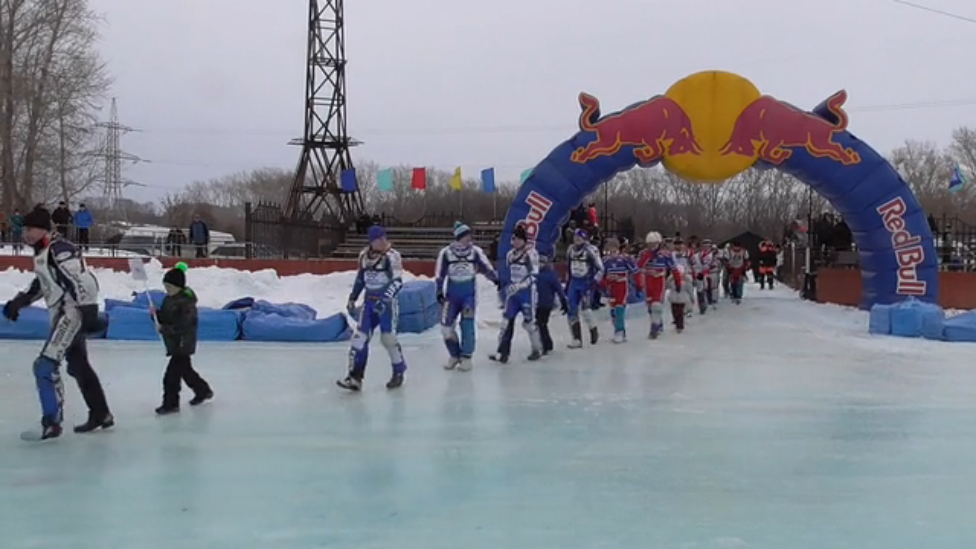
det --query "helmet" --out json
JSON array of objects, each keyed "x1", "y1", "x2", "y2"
[
  {"x1": 701, "y1": 238, "x2": 712, "y2": 246},
  {"x1": 574, "y1": 228, "x2": 589, "y2": 240},
  {"x1": 645, "y1": 231, "x2": 662, "y2": 245},
  {"x1": 512, "y1": 223, "x2": 528, "y2": 241}
]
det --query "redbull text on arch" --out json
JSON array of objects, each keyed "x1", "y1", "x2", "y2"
[
  {"x1": 521, "y1": 190, "x2": 553, "y2": 241},
  {"x1": 876, "y1": 196, "x2": 926, "y2": 296}
]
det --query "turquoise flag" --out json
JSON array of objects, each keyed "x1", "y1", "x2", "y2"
[
  {"x1": 377, "y1": 168, "x2": 394, "y2": 192},
  {"x1": 520, "y1": 168, "x2": 533, "y2": 183},
  {"x1": 949, "y1": 165, "x2": 966, "y2": 193}
]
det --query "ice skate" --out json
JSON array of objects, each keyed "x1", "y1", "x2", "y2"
[
  {"x1": 74, "y1": 412, "x2": 114, "y2": 434},
  {"x1": 567, "y1": 339, "x2": 583, "y2": 349},
  {"x1": 589, "y1": 326, "x2": 599, "y2": 345},
  {"x1": 649, "y1": 322, "x2": 663, "y2": 339},
  {"x1": 189, "y1": 390, "x2": 214, "y2": 406},
  {"x1": 458, "y1": 357, "x2": 473, "y2": 372},
  {"x1": 20, "y1": 418, "x2": 62, "y2": 442},
  {"x1": 386, "y1": 372, "x2": 404, "y2": 390},
  {"x1": 155, "y1": 405, "x2": 179, "y2": 415},
  {"x1": 444, "y1": 356, "x2": 461, "y2": 370},
  {"x1": 488, "y1": 353, "x2": 509, "y2": 364},
  {"x1": 336, "y1": 375, "x2": 362, "y2": 391},
  {"x1": 527, "y1": 350, "x2": 542, "y2": 361},
  {"x1": 612, "y1": 331, "x2": 626, "y2": 344}
]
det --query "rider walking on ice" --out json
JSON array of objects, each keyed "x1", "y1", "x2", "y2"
[
  {"x1": 3, "y1": 207, "x2": 114, "y2": 441},
  {"x1": 435, "y1": 221, "x2": 499, "y2": 372},
  {"x1": 338, "y1": 225, "x2": 408, "y2": 391}
]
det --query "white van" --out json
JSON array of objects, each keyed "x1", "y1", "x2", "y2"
[{"x1": 116, "y1": 225, "x2": 236, "y2": 257}]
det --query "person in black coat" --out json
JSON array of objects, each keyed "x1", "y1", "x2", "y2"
[{"x1": 154, "y1": 263, "x2": 213, "y2": 414}]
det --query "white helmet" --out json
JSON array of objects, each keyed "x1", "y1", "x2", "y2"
[{"x1": 645, "y1": 231, "x2": 662, "y2": 245}]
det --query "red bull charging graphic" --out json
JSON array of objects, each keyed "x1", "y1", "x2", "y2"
[
  {"x1": 719, "y1": 90, "x2": 861, "y2": 165},
  {"x1": 498, "y1": 70, "x2": 937, "y2": 308}
]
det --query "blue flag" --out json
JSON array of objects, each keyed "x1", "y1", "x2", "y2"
[
  {"x1": 481, "y1": 168, "x2": 495, "y2": 193},
  {"x1": 340, "y1": 168, "x2": 357, "y2": 192},
  {"x1": 949, "y1": 165, "x2": 966, "y2": 193}
]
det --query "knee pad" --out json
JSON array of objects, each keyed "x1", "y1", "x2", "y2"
[
  {"x1": 522, "y1": 319, "x2": 537, "y2": 332},
  {"x1": 440, "y1": 325, "x2": 457, "y2": 340},
  {"x1": 650, "y1": 302, "x2": 664, "y2": 314},
  {"x1": 350, "y1": 330, "x2": 369, "y2": 351},
  {"x1": 461, "y1": 306, "x2": 474, "y2": 319},
  {"x1": 380, "y1": 332, "x2": 399, "y2": 350},
  {"x1": 33, "y1": 356, "x2": 58, "y2": 379}
]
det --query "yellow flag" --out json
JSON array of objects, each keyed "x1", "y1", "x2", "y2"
[{"x1": 450, "y1": 167, "x2": 463, "y2": 190}]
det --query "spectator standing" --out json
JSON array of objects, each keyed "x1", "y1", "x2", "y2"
[
  {"x1": 74, "y1": 203, "x2": 93, "y2": 251},
  {"x1": 52, "y1": 201, "x2": 73, "y2": 239},
  {"x1": 188, "y1": 215, "x2": 210, "y2": 258},
  {"x1": 588, "y1": 202, "x2": 599, "y2": 231},
  {"x1": 166, "y1": 228, "x2": 187, "y2": 257},
  {"x1": 9, "y1": 208, "x2": 22, "y2": 253}
]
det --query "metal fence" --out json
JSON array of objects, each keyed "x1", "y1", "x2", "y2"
[{"x1": 244, "y1": 202, "x2": 345, "y2": 259}]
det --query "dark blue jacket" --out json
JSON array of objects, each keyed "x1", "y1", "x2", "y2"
[{"x1": 536, "y1": 266, "x2": 567, "y2": 310}]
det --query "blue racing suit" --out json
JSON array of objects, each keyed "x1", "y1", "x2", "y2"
[
  {"x1": 565, "y1": 242, "x2": 604, "y2": 330},
  {"x1": 496, "y1": 245, "x2": 542, "y2": 357},
  {"x1": 346, "y1": 246, "x2": 407, "y2": 379},
  {"x1": 435, "y1": 242, "x2": 498, "y2": 359}
]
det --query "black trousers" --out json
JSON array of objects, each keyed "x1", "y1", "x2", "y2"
[
  {"x1": 536, "y1": 307, "x2": 553, "y2": 352},
  {"x1": 162, "y1": 355, "x2": 211, "y2": 406},
  {"x1": 77, "y1": 228, "x2": 89, "y2": 249},
  {"x1": 195, "y1": 245, "x2": 207, "y2": 258},
  {"x1": 66, "y1": 336, "x2": 111, "y2": 419}
]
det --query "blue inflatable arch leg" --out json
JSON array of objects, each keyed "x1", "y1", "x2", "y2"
[{"x1": 498, "y1": 99, "x2": 938, "y2": 310}]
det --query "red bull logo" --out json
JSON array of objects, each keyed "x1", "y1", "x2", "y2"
[
  {"x1": 519, "y1": 190, "x2": 553, "y2": 241},
  {"x1": 877, "y1": 196, "x2": 926, "y2": 296},
  {"x1": 570, "y1": 93, "x2": 702, "y2": 165},
  {"x1": 720, "y1": 90, "x2": 861, "y2": 165}
]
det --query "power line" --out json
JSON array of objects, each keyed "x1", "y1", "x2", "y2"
[
  {"x1": 134, "y1": 95, "x2": 976, "y2": 139},
  {"x1": 891, "y1": 0, "x2": 976, "y2": 24}
]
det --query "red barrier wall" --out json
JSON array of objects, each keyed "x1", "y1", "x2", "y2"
[
  {"x1": 817, "y1": 268, "x2": 976, "y2": 310},
  {"x1": 0, "y1": 257, "x2": 439, "y2": 278}
]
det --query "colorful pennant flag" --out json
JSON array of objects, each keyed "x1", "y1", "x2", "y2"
[
  {"x1": 949, "y1": 165, "x2": 967, "y2": 192},
  {"x1": 481, "y1": 168, "x2": 495, "y2": 193},
  {"x1": 377, "y1": 168, "x2": 394, "y2": 192},
  {"x1": 340, "y1": 168, "x2": 357, "y2": 192},
  {"x1": 520, "y1": 168, "x2": 533, "y2": 184},
  {"x1": 450, "y1": 167, "x2": 463, "y2": 190},
  {"x1": 412, "y1": 167, "x2": 427, "y2": 190}
]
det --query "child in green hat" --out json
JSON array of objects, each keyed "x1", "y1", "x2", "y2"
[{"x1": 155, "y1": 262, "x2": 213, "y2": 414}]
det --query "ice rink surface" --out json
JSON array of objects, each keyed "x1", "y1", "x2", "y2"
[{"x1": 2, "y1": 287, "x2": 976, "y2": 548}]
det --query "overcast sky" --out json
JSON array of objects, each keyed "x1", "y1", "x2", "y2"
[{"x1": 87, "y1": 0, "x2": 976, "y2": 203}]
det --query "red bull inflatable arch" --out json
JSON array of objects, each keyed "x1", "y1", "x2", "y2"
[{"x1": 498, "y1": 70, "x2": 937, "y2": 309}]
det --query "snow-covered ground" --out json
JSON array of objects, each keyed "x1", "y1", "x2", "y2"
[{"x1": 1, "y1": 268, "x2": 975, "y2": 549}]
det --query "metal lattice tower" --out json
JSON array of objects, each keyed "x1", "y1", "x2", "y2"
[
  {"x1": 94, "y1": 98, "x2": 143, "y2": 218},
  {"x1": 285, "y1": 0, "x2": 364, "y2": 224}
]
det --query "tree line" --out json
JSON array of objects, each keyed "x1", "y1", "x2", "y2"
[{"x1": 150, "y1": 127, "x2": 976, "y2": 242}]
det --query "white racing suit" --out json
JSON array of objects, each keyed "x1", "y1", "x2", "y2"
[{"x1": 6, "y1": 237, "x2": 111, "y2": 430}]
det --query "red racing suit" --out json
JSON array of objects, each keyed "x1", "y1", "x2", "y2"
[{"x1": 636, "y1": 247, "x2": 678, "y2": 304}]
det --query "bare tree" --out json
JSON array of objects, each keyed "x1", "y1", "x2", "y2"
[{"x1": 0, "y1": 0, "x2": 108, "y2": 210}]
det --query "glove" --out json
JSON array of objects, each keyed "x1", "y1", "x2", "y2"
[
  {"x1": 374, "y1": 299, "x2": 387, "y2": 315},
  {"x1": 3, "y1": 293, "x2": 31, "y2": 322},
  {"x1": 437, "y1": 291, "x2": 445, "y2": 305},
  {"x1": 78, "y1": 304, "x2": 106, "y2": 334},
  {"x1": 560, "y1": 301, "x2": 568, "y2": 315},
  {"x1": 493, "y1": 279, "x2": 502, "y2": 290},
  {"x1": 346, "y1": 299, "x2": 358, "y2": 317}
]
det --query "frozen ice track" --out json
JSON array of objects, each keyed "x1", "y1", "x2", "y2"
[{"x1": 2, "y1": 287, "x2": 976, "y2": 548}]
